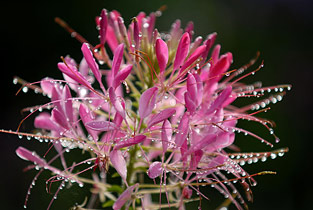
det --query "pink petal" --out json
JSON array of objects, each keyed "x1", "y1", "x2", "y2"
[
  {"x1": 40, "y1": 77, "x2": 54, "y2": 98},
  {"x1": 81, "y1": 43, "x2": 103, "y2": 88},
  {"x1": 110, "y1": 149, "x2": 127, "y2": 181},
  {"x1": 161, "y1": 120, "x2": 172, "y2": 153},
  {"x1": 187, "y1": 134, "x2": 216, "y2": 155},
  {"x1": 147, "y1": 108, "x2": 176, "y2": 128},
  {"x1": 139, "y1": 87, "x2": 158, "y2": 119},
  {"x1": 51, "y1": 108, "x2": 68, "y2": 129},
  {"x1": 34, "y1": 112, "x2": 60, "y2": 132},
  {"x1": 207, "y1": 86, "x2": 233, "y2": 114},
  {"x1": 184, "y1": 92, "x2": 196, "y2": 113},
  {"x1": 187, "y1": 73, "x2": 197, "y2": 101},
  {"x1": 63, "y1": 85, "x2": 73, "y2": 123},
  {"x1": 201, "y1": 32, "x2": 217, "y2": 64},
  {"x1": 85, "y1": 120, "x2": 117, "y2": 131},
  {"x1": 133, "y1": 18, "x2": 140, "y2": 49},
  {"x1": 112, "y1": 64, "x2": 132, "y2": 89},
  {"x1": 16, "y1": 147, "x2": 46, "y2": 165},
  {"x1": 173, "y1": 32, "x2": 190, "y2": 71},
  {"x1": 113, "y1": 183, "x2": 139, "y2": 210},
  {"x1": 109, "y1": 87, "x2": 126, "y2": 119},
  {"x1": 148, "y1": 161, "x2": 163, "y2": 179},
  {"x1": 175, "y1": 113, "x2": 189, "y2": 147},
  {"x1": 155, "y1": 38, "x2": 168, "y2": 74},
  {"x1": 209, "y1": 52, "x2": 232, "y2": 83},
  {"x1": 211, "y1": 44, "x2": 221, "y2": 66},
  {"x1": 179, "y1": 45, "x2": 207, "y2": 74},
  {"x1": 114, "y1": 135, "x2": 146, "y2": 150},
  {"x1": 194, "y1": 73, "x2": 203, "y2": 106},
  {"x1": 79, "y1": 104, "x2": 98, "y2": 141},
  {"x1": 57, "y1": 62, "x2": 91, "y2": 88},
  {"x1": 147, "y1": 12, "x2": 156, "y2": 40},
  {"x1": 106, "y1": 25, "x2": 119, "y2": 52},
  {"x1": 206, "y1": 133, "x2": 235, "y2": 152},
  {"x1": 16, "y1": 147, "x2": 75, "y2": 183},
  {"x1": 111, "y1": 44, "x2": 125, "y2": 78},
  {"x1": 99, "y1": 9, "x2": 108, "y2": 44},
  {"x1": 184, "y1": 21, "x2": 194, "y2": 39}
]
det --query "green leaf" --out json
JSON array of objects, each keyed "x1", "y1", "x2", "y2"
[
  {"x1": 102, "y1": 200, "x2": 115, "y2": 208},
  {"x1": 107, "y1": 185, "x2": 123, "y2": 193}
]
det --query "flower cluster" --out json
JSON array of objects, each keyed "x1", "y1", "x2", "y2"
[{"x1": 10, "y1": 8, "x2": 291, "y2": 210}]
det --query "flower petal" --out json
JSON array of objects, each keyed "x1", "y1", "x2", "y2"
[
  {"x1": 173, "y1": 32, "x2": 190, "y2": 71},
  {"x1": 111, "y1": 44, "x2": 125, "y2": 78},
  {"x1": 114, "y1": 135, "x2": 146, "y2": 150},
  {"x1": 81, "y1": 43, "x2": 103, "y2": 89},
  {"x1": 113, "y1": 183, "x2": 138, "y2": 210},
  {"x1": 147, "y1": 108, "x2": 176, "y2": 128},
  {"x1": 207, "y1": 86, "x2": 233, "y2": 114},
  {"x1": 79, "y1": 104, "x2": 98, "y2": 141},
  {"x1": 112, "y1": 64, "x2": 132, "y2": 89},
  {"x1": 148, "y1": 161, "x2": 163, "y2": 179},
  {"x1": 99, "y1": 9, "x2": 108, "y2": 45},
  {"x1": 110, "y1": 149, "x2": 127, "y2": 181},
  {"x1": 155, "y1": 38, "x2": 168, "y2": 74},
  {"x1": 161, "y1": 120, "x2": 172, "y2": 153},
  {"x1": 85, "y1": 120, "x2": 117, "y2": 131},
  {"x1": 175, "y1": 113, "x2": 189, "y2": 147},
  {"x1": 139, "y1": 87, "x2": 158, "y2": 119},
  {"x1": 179, "y1": 45, "x2": 207, "y2": 74}
]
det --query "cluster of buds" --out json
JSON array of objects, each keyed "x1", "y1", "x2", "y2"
[{"x1": 8, "y1": 7, "x2": 291, "y2": 210}]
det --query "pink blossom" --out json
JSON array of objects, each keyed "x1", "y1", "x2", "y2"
[{"x1": 7, "y1": 7, "x2": 292, "y2": 210}]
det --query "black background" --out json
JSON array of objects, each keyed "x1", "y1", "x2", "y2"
[{"x1": 1, "y1": 0, "x2": 313, "y2": 209}]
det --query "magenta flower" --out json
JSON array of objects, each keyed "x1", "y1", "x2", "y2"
[{"x1": 6, "y1": 7, "x2": 292, "y2": 210}]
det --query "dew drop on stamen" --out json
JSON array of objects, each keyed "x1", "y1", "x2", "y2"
[
  {"x1": 71, "y1": 32, "x2": 77, "y2": 38},
  {"x1": 270, "y1": 153, "x2": 277, "y2": 159},
  {"x1": 27, "y1": 136, "x2": 31, "y2": 140},
  {"x1": 261, "y1": 156, "x2": 267, "y2": 162},
  {"x1": 18, "y1": 134, "x2": 23, "y2": 139},
  {"x1": 22, "y1": 86, "x2": 28, "y2": 93},
  {"x1": 13, "y1": 78, "x2": 18, "y2": 85},
  {"x1": 23, "y1": 205, "x2": 27, "y2": 209}
]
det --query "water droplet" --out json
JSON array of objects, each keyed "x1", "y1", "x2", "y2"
[
  {"x1": 275, "y1": 137, "x2": 280, "y2": 143},
  {"x1": 13, "y1": 78, "x2": 18, "y2": 84},
  {"x1": 71, "y1": 32, "x2": 77, "y2": 38},
  {"x1": 27, "y1": 136, "x2": 31, "y2": 140},
  {"x1": 278, "y1": 152, "x2": 284, "y2": 157},
  {"x1": 143, "y1": 23, "x2": 149, "y2": 28},
  {"x1": 269, "y1": 128, "x2": 274, "y2": 135},
  {"x1": 23, "y1": 205, "x2": 27, "y2": 209},
  {"x1": 18, "y1": 134, "x2": 23, "y2": 139},
  {"x1": 22, "y1": 86, "x2": 28, "y2": 93},
  {"x1": 270, "y1": 153, "x2": 277, "y2": 159},
  {"x1": 261, "y1": 156, "x2": 267, "y2": 162}
]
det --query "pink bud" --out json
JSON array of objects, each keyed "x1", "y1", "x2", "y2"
[
  {"x1": 173, "y1": 32, "x2": 190, "y2": 71},
  {"x1": 99, "y1": 9, "x2": 108, "y2": 44},
  {"x1": 155, "y1": 38, "x2": 168, "y2": 74}
]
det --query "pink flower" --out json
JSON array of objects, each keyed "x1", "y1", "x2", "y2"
[{"x1": 7, "y1": 7, "x2": 292, "y2": 210}]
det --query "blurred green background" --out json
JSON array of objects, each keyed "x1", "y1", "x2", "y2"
[{"x1": 1, "y1": 0, "x2": 312, "y2": 209}]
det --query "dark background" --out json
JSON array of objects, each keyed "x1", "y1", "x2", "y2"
[{"x1": 1, "y1": 0, "x2": 312, "y2": 209}]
